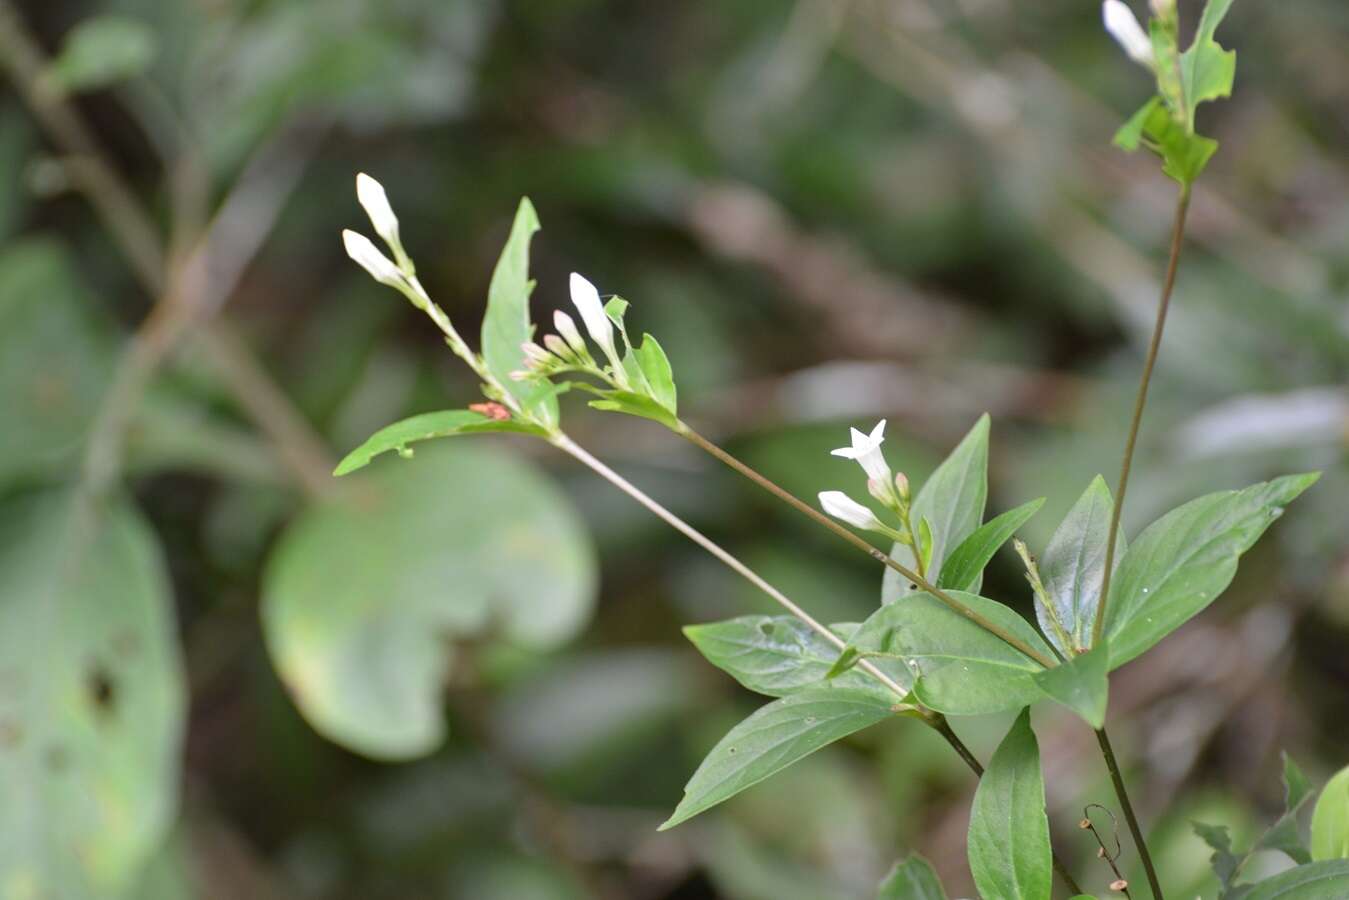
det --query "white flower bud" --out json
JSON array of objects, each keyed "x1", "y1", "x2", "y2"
[
  {"x1": 818, "y1": 491, "x2": 884, "y2": 532},
  {"x1": 355, "y1": 173, "x2": 403, "y2": 257},
  {"x1": 521, "y1": 341, "x2": 554, "y2": 367},
  {"x1": 342, "y1": 230, "x2": 405, "y2": 289},
  {"x1": 1103, "y1": 1, "x2": 1155, "y2": 68},
  {"x1": 569, "y1": 272, "x2": 622, "y2": 371},
  {"x1": 553, "y1": 310, "x2": 588, "y2": 356},
  {"x1": 544, "y1": 334, "x2": 573, "y2": 361}
]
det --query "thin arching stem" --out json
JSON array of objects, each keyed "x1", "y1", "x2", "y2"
[
  {"x1": 550, "y1": 432, "x2": 914, "y2": 702},
  {"x1": 1092, "y1": 185, "x2": 1192, "y2": 646},
  {"x1": 678, "y1": 424, "x2": 1056, "y2": 669}
]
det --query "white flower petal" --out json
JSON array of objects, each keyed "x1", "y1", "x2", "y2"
[
  {"x1": 570, "y1": 272, "x2": 621, "y2": 367},
  {"x1": 831, "y1": 420, "x2": 892, "y2": 484},
  {"x1": 343, "y1": 230, "x2": 405, "y2": 288},
  {"x1": 355, "y1": 173, "x2": 401, "y2": 251},
  {"x1": 1102, "y1": 0, "x2": 1155, "y2": 67},
  {"x1": 818, "y1": 491, "x2": 882, "y2": 531}
]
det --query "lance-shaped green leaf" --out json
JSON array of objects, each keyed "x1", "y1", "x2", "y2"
[
  {"x1": 479, "y1": 198, "x2": 559, "y2": 428},
  {"x1": 634, "y1": 333, "x2": 677, "y2": 413},
  {"x1": 967, "y1": 710, "x2": 1052, "y2": 900},
  {"x1": 585, "y1": 388, "x2": 681, "y2": 431},
  {"x1": 1243, "y1": 860, "x2": 1349, "y2": 900},
  {"x1": 659, "y1": 688, "x2": 894, "y2": 830},
  {"x1": 334, "y1": 409, "x2": 551, "y2": 475},
  {"x1": 1311, "y1": 764, "x2": 1349, "y2": 861},
  {"x1": 1104, "y1": 473, "x2": 1318, "y2": 667},
  {"x1": 878, "y1": 855, "x2": 948, "y2": 900},
  {"x1": 938, "y1": 497, "x2": 1044, "y2": 593},
  {"x1": 683, "y1": 616, "x2": 893, "y2": 701},
  {"x1": 0, "y1": 489, "x2": 185, "y2": 897},
  {"x1": 842, "y1": 591, "x2": 1051, "y2": 716},
  {"x1": 883, "y1": 415, "x2": 989, "y2": 601},
  {"x1": 1035, "y1": 476, "x2": 1124, "y2": 656},
  {"x1": 1180, "y1": 0, "x2": 1237, "y2": 126},
  {"x1": 1032, "y1": 642, "x2": 1109, "y2": 729}
]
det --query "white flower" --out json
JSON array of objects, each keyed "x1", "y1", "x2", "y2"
[
  {"x1": 831, "y1": 420, "x2": 892, "y2": 485},
  {"x1": 819, "y1": 491, "x2": 884, "y2": 532},
  {"x1": 1102, "y1": 1, "x2": 1155, "y2": 68},
  {"x1": 569, "y1": 272, "x2": 623, "y2": 373},
  {"x1": 355, "y1": 173, "x2": 403, "y2": 256},
  {"x1": 343, "y1": 229, "x2": 405, "y2": 289},
  {"x1": 553, "y1": 310, "x2": 588, "y2": 356}
]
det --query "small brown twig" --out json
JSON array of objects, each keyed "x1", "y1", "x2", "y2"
[{"x1": 1081, "y1": 804, "x2": 1134, "y2": 898}]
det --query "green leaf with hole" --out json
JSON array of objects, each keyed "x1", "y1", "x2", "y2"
[
  {"x1": 0, "y1": 489, "x2": 185, "y2": 897},
  {"x1": 334, "y1": 409, "x2": 549, "y2": 476},
  {"x1": 683, "y1": 616, "x2": 889, "y2": 701},
  {"x1": 1311, "y1": 765, "x2": 1349, "y2": 861},
  {"x1": 938, "y1": 497, "x2": 1044, "y2": 593},
  {"x1": 878, "y1": 855, "x2": 948, "y2": 900},
  {"x1": 884, "y1": 415, "x2": 988, "y2": 600},
  {"x1": 659, "y1": 688, "x2": 894, "y2": 830},
  {"x1": 968, "y1": 710, "x2": 1052, "y2": 900},
  {"x1": 1243, "y1": 860, "x2": 1349, "y2": 899},
  {"x1": 843, "y1": 591, "x2": 1051, "y2": 716},
  {"x1": 264, "y1": 444, "x2": 596, "y2": 760},
  {"x1": 47, "y1": 16, "x2": 156, "y2": 93},
  {"x1": 1035, "y1": 476, "x2": 1123, "y2": 656},
  {"x1": 1032, "y1": 642, "x2": 1109, "y2": 728},
  {"x1": 1105, "y1": 473, "x2": 1318, "y2": 668},
  {"x1": 479, "y1": 198, "x2": 559, "y2": 428}
]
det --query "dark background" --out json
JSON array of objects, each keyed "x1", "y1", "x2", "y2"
[{"x1": 2, "y1": 0, "x2": 1347, "y2": 897}]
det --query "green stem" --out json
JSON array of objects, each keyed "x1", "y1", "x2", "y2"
[
  {"x1": 1096, "y1": 727, "x2": 1164, "y2": 900},
  {"x1": 677, "y1": 423, "x2": 1057, "y2": 669},
  {"x1": 1092, "y1": 184, "x2": 1192, "y2": 647}
]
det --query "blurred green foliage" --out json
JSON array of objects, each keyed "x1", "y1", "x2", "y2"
[{"x1": 0, "y1": 0, "x2": 1346, "y2": 897}]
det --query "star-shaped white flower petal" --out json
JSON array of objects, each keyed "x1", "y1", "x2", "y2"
[{"x1": 830, "y1": 419, "x2": 892, "y2": 485}]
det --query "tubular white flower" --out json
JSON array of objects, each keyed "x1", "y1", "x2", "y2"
[
  {"x1": 830, "y1": 420, "x2": 892, "y2": 485},
  {"x1": 569, "y1": 272, "x2": 622, "y2": 370},
  {"x1": 553, "y1": 310, "x2": 588, "y2": 356},
  {"x1": 355, "y1": 173, "x2": 403, "y2": 256},
  {"x1": 818, "y1": 491, "x2": 884, "y2": 532},
  {"x1": 343, "y1": 230, "x2": 406, "y2": 289},
  {"x1": 1103, "y1": 0, "x2": 1155, "y2": 68}
]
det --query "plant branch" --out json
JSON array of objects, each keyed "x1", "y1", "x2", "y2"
[
  {"x1": 550, "y1": 432, "x2": 914, "y2": 703},
  {"x1": 677, "y1": 423, "x2": 1057, "y2": 669},
  {"x1": 1092, "y1": 185, "x2": 1192, "y2": 646},
  {"x1": 1096, "y1": 728, "x2": 1163, "y2": 900}
]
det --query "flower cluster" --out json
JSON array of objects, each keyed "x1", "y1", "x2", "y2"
[
  {"x1": 512, "y1": 273, "x2": 630, "y2": 389},
  {"x1": 816, "y1": 420, "x2": 919, "y2": 551}
]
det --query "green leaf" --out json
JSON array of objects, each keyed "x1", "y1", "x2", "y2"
[
  {"x1": 659, "y1": 688, "x2": 894, "y2": 830},
  {"x1": 334, "y1": 409, "x2": 549, "y2": 476},
  {"x1": 1032, "y1": 642, "x2": 1109, "y2": 728},
  {"x1": 938, "y1": 497, "x2": 1045, "y2": 593},
  {"x1": 883, "y1": 415, "x2": 989, "y2": 601},
  {"x1": 1035, "y1": 476, "x2": 1123, "y2": 656},
  {"x1": 263, "y1": 444, "x2": 596, "y2": 760},
  {"x1": 683, "y1": 616, "x2": 890, "y2": 701},
  {"x1": 1195, "y1": 820, "x2": 1243, "y2": 893},
  {"x1": 0, "y1": 489, "x2": 185, "y2": 897},
  {"x1": 844, "y1": 591, "x2": 1051, "y2": 716},
  {"x1": 1311, "y1": 765, "x2": 1349, "y2": 861},
  {"x1": 0, "y1": 239, "x2": 117, "y2": 489},
  {"x1": 967, "y1": 710, "x2": 1052, "y2": 900},
  {"x1": 1105, "y1": 473, "x2": 1318, "y2": 667},
  {"x1": 1115, "y1": 97, "x2": 1163, "y2": 151},
  {"x1": 586, "y1": 388, "x2": 681, "y2": 431},
  {"x1": 634, "y1": 333, "x2": 677, "y2": 413},
  {"x1": 1257, "y1": 754, "x2": 1314, "y2": 865},
  {"x1": 480, "y1": 198, "x2": 558, "y2": 428},
  {"x1": 1243, "y1": 860, "x2": 1349, "y2": 900},
  {"x1": 878, "y1": 855, "x2": 949, "y2": 900},
  {"x1": 46, "y1": 16, "x2": 157, "y2": 93},
  {"x1": 1113, "y1": 93, "x2": 1220, "y2": 185},
  {"x1": 1180, "y1": 0, "x2": 1238, "y2": 126}
]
